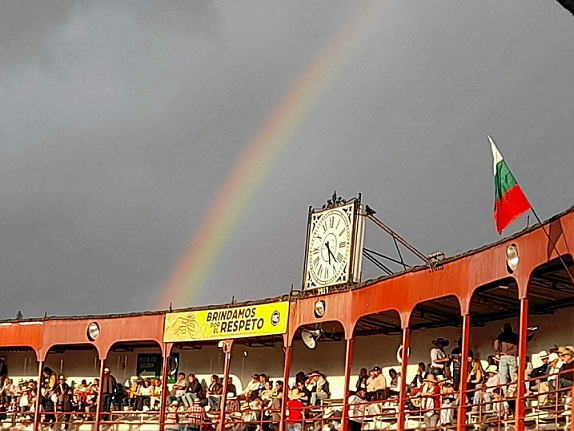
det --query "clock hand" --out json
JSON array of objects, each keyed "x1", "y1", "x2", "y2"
[{"x1": 325, "y1": 242, "x2": 336, "y2": 263}]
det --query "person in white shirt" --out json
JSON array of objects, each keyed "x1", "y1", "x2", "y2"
[
  {"x1": 430, "y1": 338, "x2": 451, "y2": 379},
  {"x1": 243, "y1": 374, "x2": 261, "y2": 397},
  {"x1": 348, "y1": 388, "x2": 367, "y2": 431},
  {"x1": 473, "y1": 365, "x2": 499, "y2": 412}
]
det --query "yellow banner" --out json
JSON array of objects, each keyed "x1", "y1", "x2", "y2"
[{"x1": 163, "y1": 302, "x2": 289, "y2": 342}]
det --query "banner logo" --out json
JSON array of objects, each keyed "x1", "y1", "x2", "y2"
[{"x1": 164, "y1": 302, "x2": 289, "y2": 342}]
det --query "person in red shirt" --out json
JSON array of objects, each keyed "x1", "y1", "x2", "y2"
[
  {"x1": 285, "y1": 389, "x2": 305, "y2": 431},
  {"x1": 421, "y1": 374, "x2": 441, "y2": 429}
]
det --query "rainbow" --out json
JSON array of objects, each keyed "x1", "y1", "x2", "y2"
[{"x1": 156, "y1": 2, "x2": 384, "y2": 309}]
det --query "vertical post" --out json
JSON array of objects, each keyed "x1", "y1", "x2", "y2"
[
  {"x1": 94, "y1": 359, "x2": 105, "y2": 431},
  {"x1": 397, "y1": 327, "x2": 411, "y2": 431},
  {"x1": 515, "y1": 297, "x2": 529, "y2": 431},
  {"x1": 278, "y1": 344, "x2": 292, "y2": 431},
  {"x1": 218, "y1": 340, "x2": 233, "y2": 431},
  {"x1": 340, "y1": 338, "x2": 354, "y2": 431},
  {"x1": 159, "y1": 345, "x2": 171, "y2": 431},
  {"x1": 33, "y1": 360, "x2": 44, "y2": 431},
  {"x1": 457, "y1": 314, "x2": 471, "y2": 431}
]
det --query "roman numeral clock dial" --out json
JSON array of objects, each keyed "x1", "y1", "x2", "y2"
[{"x1": 305, "y1": 204, "x2": 355, "y2": 288}]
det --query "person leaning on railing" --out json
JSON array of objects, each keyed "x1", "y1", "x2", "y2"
[{"x1": 347, "y1": 387, "x2": 367, "y2": 431}]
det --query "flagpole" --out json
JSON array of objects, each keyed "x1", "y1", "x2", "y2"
[
  {"x1": 524, "y1": 205, "x2": 574, "y2": 286},
  {"x1": 488, "y1": 134, "x2": 574, "y2": 285}
]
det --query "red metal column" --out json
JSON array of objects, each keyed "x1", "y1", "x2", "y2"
[
  {"x1": 159, "y1": 345, "x2": 171, "y2": 431},
  {"x1": 94, "y1": 359, "x2": 105, "y2": 431},
  {"x1": 397, "y1": 327, "x2": 410, "y2": 431},
  {"x1": 218, "y1": 340, "x2": 233, "y2": 431},
  {"x1": 457, "y1": 314, "x2": 471, "y2": 431},
  {"x1": 279, "y1": 345, "x2": 292, "y2": 431},
  {"x1": 515, "y1": 297, "x2": 529, "y2": 431},
  {"x1": 340, "y1": 337, "x2": 354, "y2": 431},
  {"x1": 33, "y1": 360, "x2": 44, "y2": 431}
]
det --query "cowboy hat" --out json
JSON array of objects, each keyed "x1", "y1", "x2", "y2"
[
  {"x1": 424, "y1": 374, "x2": 438, "y2": 383},
  {"x1": 485, "y1": 365, "x2": 498, "y2": 373},
  {"x1": 538, "y1": 350, "x2": 550, "y2": 359},
  {"x1": 432, "y1": 338, "x2": 449, "y2": 347}
]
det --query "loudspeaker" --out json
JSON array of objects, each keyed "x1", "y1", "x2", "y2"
[{"x1": 301, "y1": 329, "x2": 322, "y2": 349}]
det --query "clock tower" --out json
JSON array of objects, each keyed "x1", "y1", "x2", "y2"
[{"x1": 303, "y1": 193, "x2": 365, "y2": 290}]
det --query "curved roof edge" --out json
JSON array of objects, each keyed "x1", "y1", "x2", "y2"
[{"x1": 4, "y1": 204, "x2": 573, "y2": 324}]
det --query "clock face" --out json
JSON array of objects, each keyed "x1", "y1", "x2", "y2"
[{"x1": 307, "y1": 207, "x2": 353, "y2": 286}]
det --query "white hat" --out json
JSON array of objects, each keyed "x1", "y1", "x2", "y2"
[
  {"x1": 538, "y1": 350, "x2": 550, "y2": 359},
  {"x1": 485, "y1": 365, "x2": 498, "y2": 373},
  {"x1": 548, "y1": 353, "x2": 559, "y2": 362}
]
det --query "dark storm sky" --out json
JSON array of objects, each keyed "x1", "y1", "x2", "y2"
[{"x1": 1, "y1": 1, "x2": 573, "y2": 319}]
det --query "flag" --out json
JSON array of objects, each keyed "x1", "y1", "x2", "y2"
[{"x1": 488, "y1": 135, "x2": 531, "y2": 234}]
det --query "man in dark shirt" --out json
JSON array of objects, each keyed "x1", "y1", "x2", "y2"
[
  {"x1": 102, "y1": 367, "x2": 117, "y2": 413},
  {"x1": 530, "y1": 350, "x2": 550, "y2": 391}
]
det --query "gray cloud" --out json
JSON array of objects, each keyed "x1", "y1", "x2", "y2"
[{"x1": 1, "y1": 1, "x2": 574, "y2": 318}]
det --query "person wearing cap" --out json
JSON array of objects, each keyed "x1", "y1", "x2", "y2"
[
  {"x1": 101, "y1": 367, "x2": 117, "y2": 413},
  {"x1": 430, "y1": 338, "x2": 451, "y2": 378},
  {"x1": 347, "y1": 387, "x2": 367, "y2": 431},
  {"x1": 366, "y1": 366, "x2": 387, "y2": 401},
  {"x1": 420, "y1": 374, "x2": 440, "y2": 429}
]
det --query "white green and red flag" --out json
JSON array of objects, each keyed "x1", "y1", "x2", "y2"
[{"x1": 488, "y1": 135, "x2": 531, "y2": 235}]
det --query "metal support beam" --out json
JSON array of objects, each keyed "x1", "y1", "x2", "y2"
[
  {"x1": 159, "y1": 347, "x2": 171, "y2": 431},
  {"x1": 457, "y1": 314, "x2": 471, "y2": 431},
  {"x1": 33, "y1": 360, "x2": 43, "y2": 431},
  {"x1": 515, "y1": 298, "x2": 529, "y2": 431},
  {"x1": 341, "y1": 338, "x2": 354, "y2": 431},
  {"x1": 279, "y1": 345, "x2": 292, "y2": 431},
  {"x1": 218, "y1": 340, "x2": 233, "y2": 431},
  {"x1": 94, "y1": 359, "x2": 105, "y2": 431},
  {"x1": 365, "y1": 213, "x2": 430, "y2": 265},
  {"x1": 397, "y1": 328, "x2": 410, "y2": 431}
]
